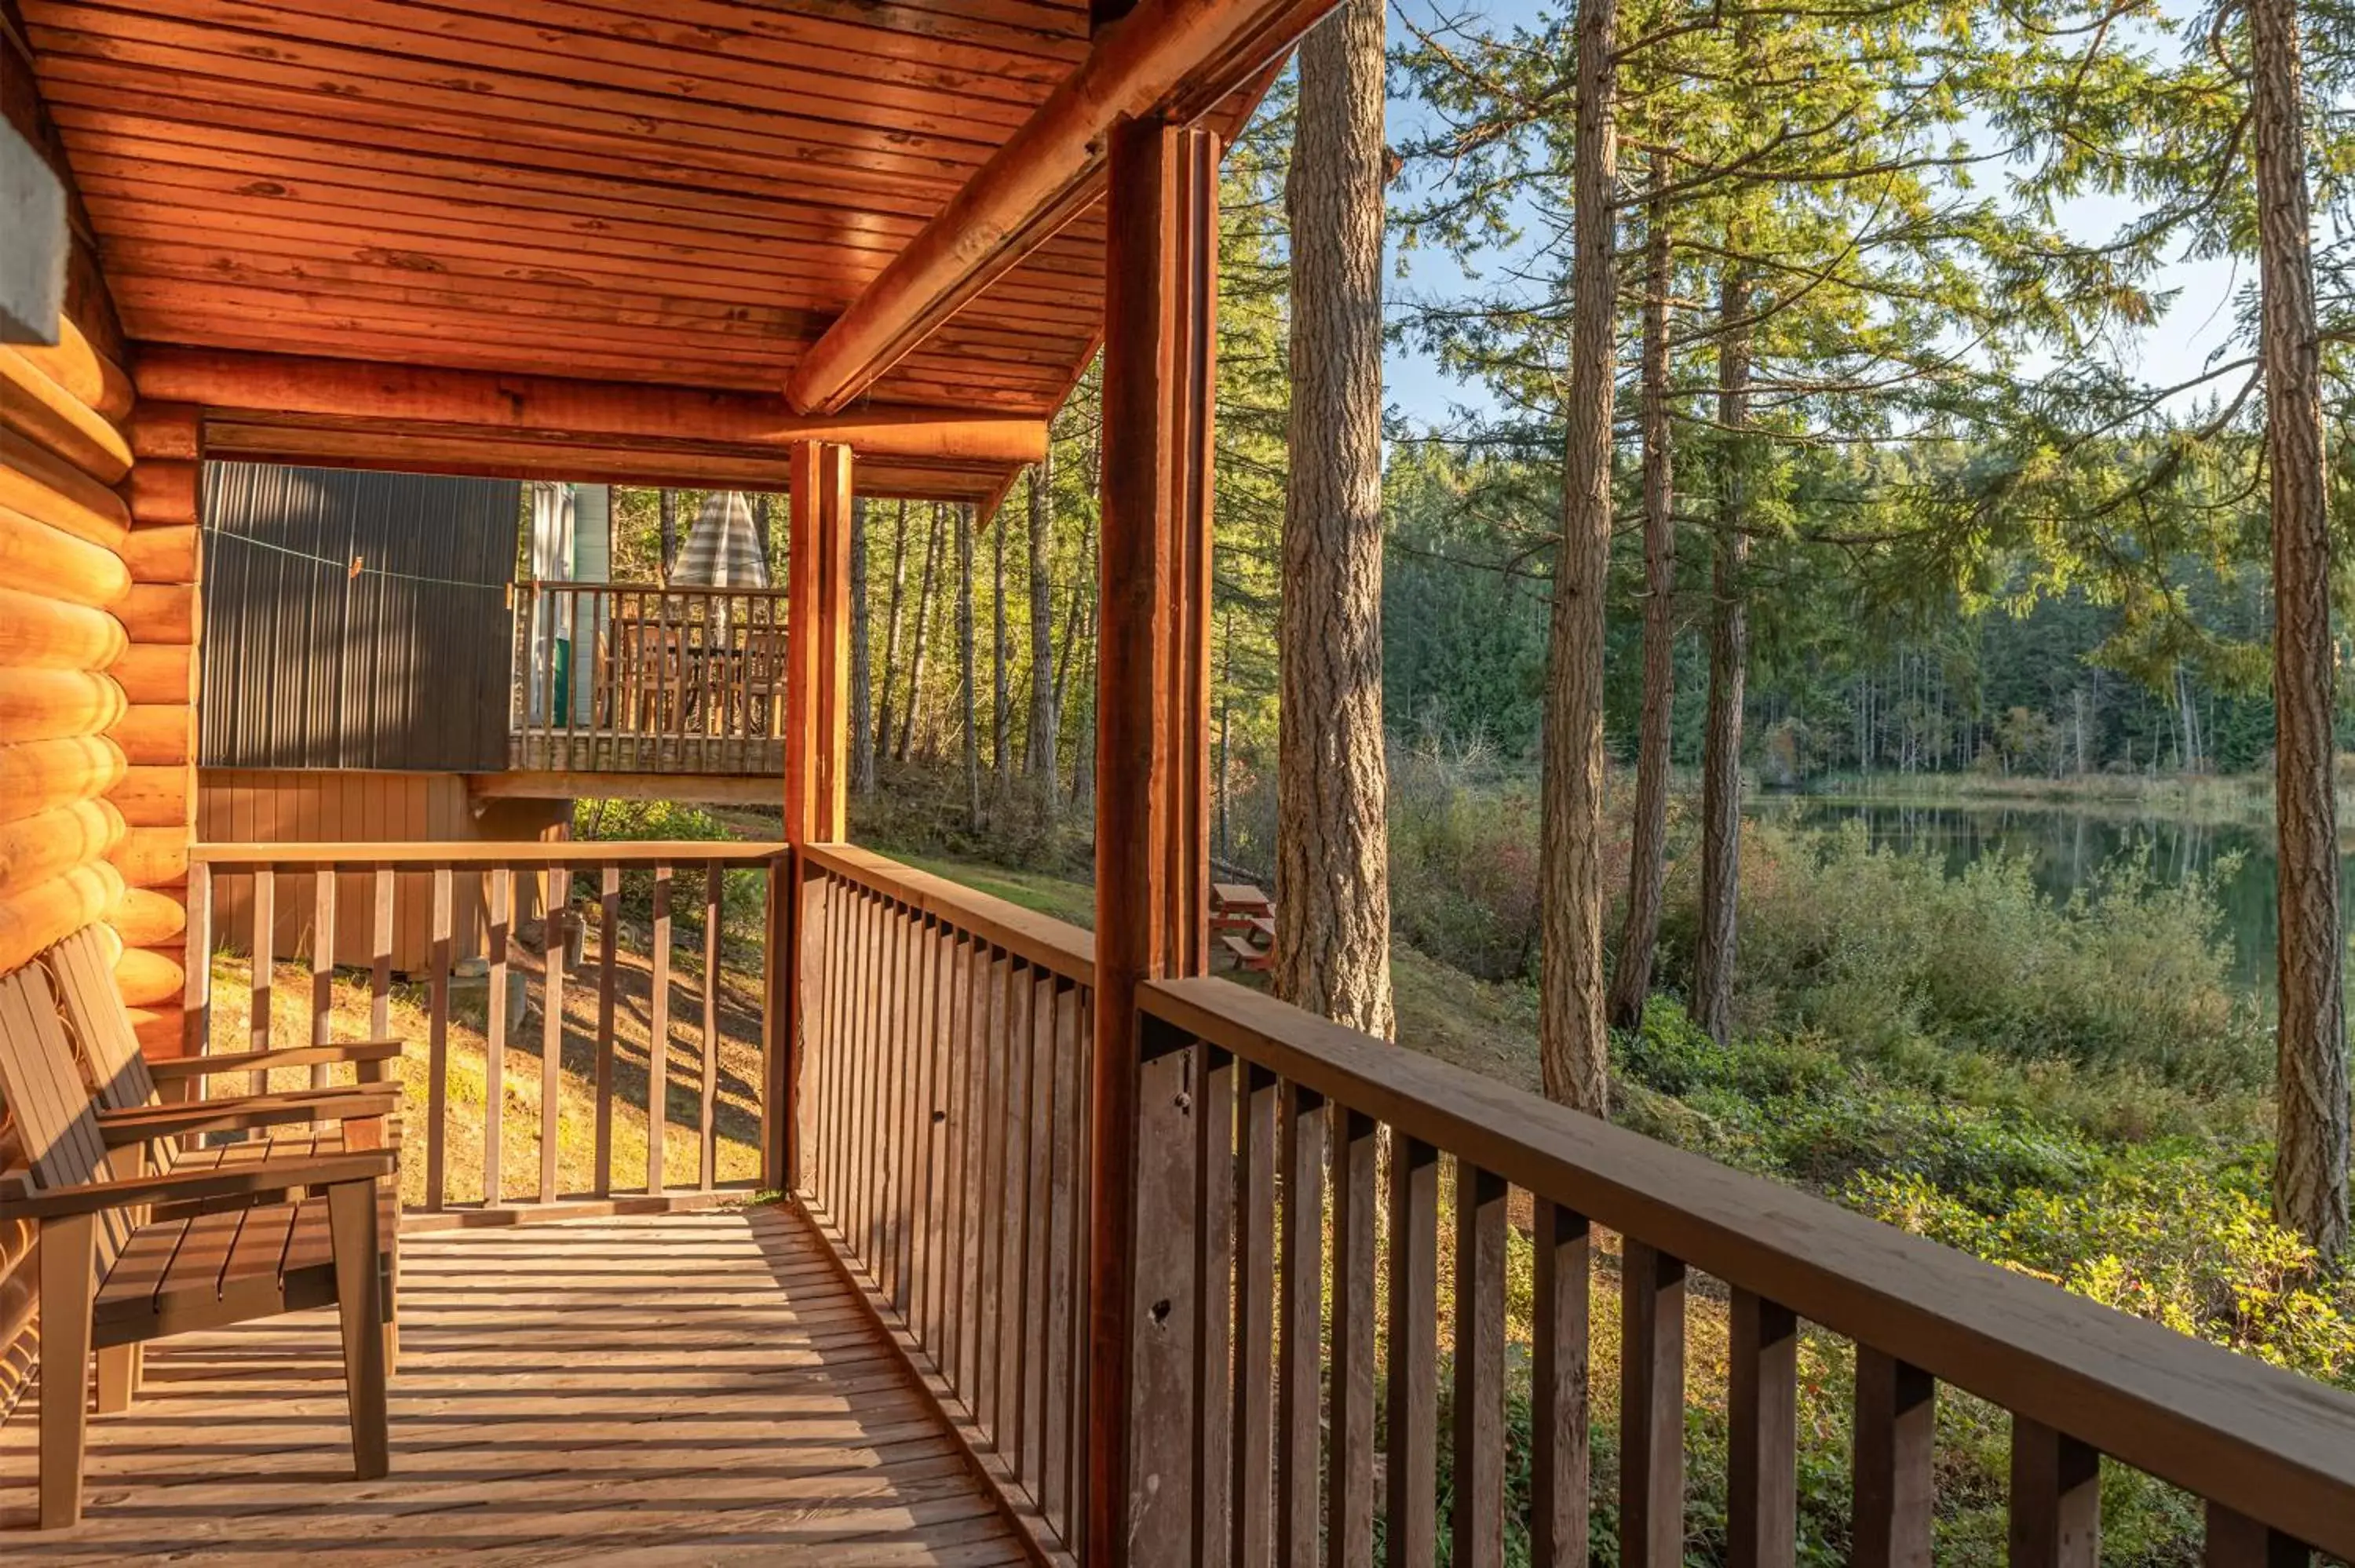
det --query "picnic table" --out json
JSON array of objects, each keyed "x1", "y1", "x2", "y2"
[{"x1": 1212, "y1": 882, "x2": 1275, "y2": 972}]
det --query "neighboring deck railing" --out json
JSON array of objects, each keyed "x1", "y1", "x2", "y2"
[
  {"x1": 794, "y1": 844, "x2": 1094, "y2": 1555},
  {"x1": 187, "y1": 841, "x2": 787, "y2": 1221},
  {"x1": 512, "y1": 583, "x2": 790, "y2": 775}
]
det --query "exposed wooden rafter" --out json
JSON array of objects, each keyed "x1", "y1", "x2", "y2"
[{"x1": 785, "y1": 0, "x2": 1340, "y2": 415}]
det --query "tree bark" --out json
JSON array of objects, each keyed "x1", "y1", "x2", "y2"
[
  {"x1": 2251, "y1": 0, "x2": 2350, "y2": 1264},
  {"x1": 1276, "y1": 0, "x2": 1396, "y2": 1039},
  {"x1": 1608, "y1": 166, "x2": 1675, "y2": 1034},
  {"x1": 754, "y1": 492, "x2": 773, "y2": 575},
  {"x1": 875, "y1": 499, "x2": 909, "y2": 765},
  {"x1": 897, "y1": 502, "x2": 943, "y2": 764},
  {"x1": 1028, "y1": 456, "x2": 1061, "y2": 818},
  {"x1": 658, "y1": 488, "x2": 677, "y2": 582},
  {"x1": 958, "y1": 504, "x2": 983, "y2": 830},
  {"x1": 849, "y1": 497, "x2": 876, "y2": 799},
  {"x1": 1536, "y1": 0, "x2": 1618, "y2": 1111},
  {"x1": 1694, "y1": 261, "x2": 1753, "y2": 1047},
  {"x1": 991, "y1": 501, "x2": 1012, "y2": 800}
]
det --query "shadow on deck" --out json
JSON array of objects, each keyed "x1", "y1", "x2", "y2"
[{"x1": 0, "y1": 1207, "x2": 1033, "y2": 1565}]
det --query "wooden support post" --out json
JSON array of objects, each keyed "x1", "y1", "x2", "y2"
[
  {"x1": 782, "y1": 440, "x2": 853, "y2": 1193},
  {"x1": 1084, "y1": 112, "x2": 1219, "y2": 1568}
]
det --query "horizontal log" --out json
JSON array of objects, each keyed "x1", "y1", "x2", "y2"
[
  {"x1": 0, "y1": 345, "x2": 133, "y2": 484},
  {"x1": 109, "y1": 640, "x2": 195, "y2": 705},
  {"x1": 133, "y1": 348, "x2": 1051, "y2": 463},
  {"x1": 111, "y1": 763, "x2": 193, "y2": 826},
  {"x1": 0, "y1": 425, "x2": 133, "y2": 549},
  {"x1": 0, "y1": 859, "x2": 124, "y2": 973},
  {"x1": 126, "y1": 458, "x2": 200, "y2": 526},
  {"x1": 126, "y1": 1001, "x2": 185, "y2": 1058},
  {"x1": 120, "y1": 522, "x2": 199, "y2": 582},
  {"x1": 108, "y1": 702, "x2": 195, "y2": 766},
  {"x1": 111, "y1": 824, "x2": 190, "y2": 889},
  {"x1": 0, "y1": 585, "x2": 126, "y2": 672},
  {"x1": 111, "y1": 884, "x2": 187, "y2": 948},
  {"x1": 114, "y1": 943, "x2": 184, "y2": 1008},
  {"x1": 117, "y1": 582, "x2": 199, "y2": 644},
  {"x1": 0, "y1": 798, "x2": 124, "y2": 895},
  {"x1": 13, "y1": 317, "x2": 136, "y2": 425},
  {"x1": 0, "y1": 735, "x2": 126, "y2": 822},
  {"x1": 0, "y1": 666, "x2": 127, "y2": 744},
  {"x1": 126, "y1": 402, "x2": 201, "y2": 461},
  {"x1": 0, "y1": 498, "x2": 133, "y2": 607}
]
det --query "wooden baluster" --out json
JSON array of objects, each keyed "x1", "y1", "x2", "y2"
[
  {"x1": 1621, "y1": 1239, "x2": 1687, "y2": 1568},
  {"x1": 369, "y1": 867, "x2": 392, "y2": 1041},
  {"x1": 1385, "y1": 1136, "x2": 1440, "y2": 1568},
  {"x1": 595, "y1": 864, "x2": 619, "y2": 1197},
  {"x1": 859, "y1": 893, "x2": 893, "y2": 1277},
  {"x1": 309, "y1": 869, "x2": 335, "y2": 1088},
  {"x1": 480, "y1": 868, "x2": 506, "y2": 1209},
  {"x1": 541, "y1": 864, "x2": 570, "y2": 1205},
  {"x1": 2203, "y1": 1505, "x2": 2310, "y2": 1567},
  {"x1": 944, "y1": 928, "x2": 977, "y2": 1391},
  {"x1": 995, "y1": 960, "x2": 1035, "y2": 1446},
  {"x1": 911, "y1": 913, "x2": 946, "y2": 1354},
  {"x1": 889, "y1": 903, "x2": 919, "y2": 1307},
  {"x1": 1451, "y1": 1162, "x2": 1507, "y2": 1568},
  {"x1": 249, "y1": 867, "x2": 275, "y2": 1091},
  {"x1": 974, "y1": 946, "x2": 1011, "y2": 1438},
  {"x1": 1532, "y1": 1200, "x2": 1592, "y2": 1568},
  {"x1": 1184, "y1": 1037, "x2": 1236, "y2": 1562},
  {"x1": 181, "y1": 861, "x2": 211, "y2": 1071},
  {"x1": 1232, "y1": 1062, "x2": 1279, "y2": 1566},
  {"x1": 1276, "y1": 1083, "x2": 1327, "y2": 1568},
  {"x1": 1729, "y1": 1290, "x2": 1798, "y2": 1568},
  {"x1": 648, "y1": 864, "x2": 672, "y2": 1195},
  {"x1": 905, "y1": 910, "x2": 940, "y2": 1321},
  {"x1": 426, "y1": 866, "x2": 454, "y2": 1210},
  {"x1": 699, "y1": 863, "x2": 721, "y2": 1191},
  {"x1": 1853, "y1": 1348, "x2": 1935, "y2": 1568},
  {"x1": 2008, "y1": 1417, "x2": 2098, "y2": 1568},
  {"x1": 1327, "y1": 1105, "x2": 1378, "y2": 1566},
  {"x1": 1041, "y1": 975, "x2": 1082, "y2": 1533}
]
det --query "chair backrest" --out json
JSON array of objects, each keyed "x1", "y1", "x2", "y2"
[
  {"x1": 0, "y1": 959, "x2": 112, "y2": 1195},
  {"x1": 44, "y1": 926, "x2": 156, "y2": 1114}
]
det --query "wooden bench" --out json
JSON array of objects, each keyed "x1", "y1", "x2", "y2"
[
  {"x1": 1219, "y1": 932, "x2": 1271, "y2": 973},
  {"x1": 0, "y1": 950, "x2": 397, "y2": 1530},
  {"x1": 36, "y1": 925, "x2": 407, "y2": 1409}
]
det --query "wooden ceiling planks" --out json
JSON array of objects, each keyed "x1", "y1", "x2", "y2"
[{"x1": 20, "y1": 0, "x2": 1119, "y2": 487}]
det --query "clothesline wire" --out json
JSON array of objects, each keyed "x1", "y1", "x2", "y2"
[{"x1": 202, "y1": 526, "x2": 510, "y2": 592}]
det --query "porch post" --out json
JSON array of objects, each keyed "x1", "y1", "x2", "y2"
[
  {"x1": 774, "y1": 439, "x2": 853, "y2": 1193},
  {"x1": 1086, "y1": 114, "x2": 1218, "y2": 1565}
]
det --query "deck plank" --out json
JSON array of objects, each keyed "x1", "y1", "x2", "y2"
[{"x1": 0, "y1": 1206, "x2": 1039, "y2": 1564}]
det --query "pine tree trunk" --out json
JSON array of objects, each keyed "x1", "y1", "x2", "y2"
[
  {"x1": 958, "y1": 505, "x2": 982, "y2": 831},
  {"x1": 875, "y1": 499, "x2": 909, "y2": 766},
  {"x1": 897, "y1": 503, "x2": 943, "y2": 764},
  {"x1": 658, "y1": 489, "x2": 677, "y2": 582},
  {"x1": 1608, "y1": 167, "x2": 1676, "y2": 1034},
  {"x1": 849, "y1": 498, "x2": 876, "y2": 799},
  {"x1": 1536, "y1": 0, "x2": 1618, "y2": 1111},
  {"x1": 991, "y1": 506, "x2": 1011, "y2": 800},
  {"x1": 2251, "y1": 0, "x2": 2350, "y2": 1264},
  {"x1": 754, "y1": 493, "x2": 773, "y2": 575},
  {"x1": 1276, "y1": 0, "x2": 1396, "y2": 1039},
  {"x1": 1027, "y1": 457, "x2": 1061, "y2": 817},
  {"x1": 1694, "y1": 263, "x2": 1753, "y2": 1046}
]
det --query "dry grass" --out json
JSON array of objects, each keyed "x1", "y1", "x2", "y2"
[{"x1": 205, "y1": 931, "x2": 766, "y2": 1210}]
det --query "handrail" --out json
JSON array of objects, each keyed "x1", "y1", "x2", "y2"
[
  {"x1": 802, "y1": 842, "x2": 1095, "y2": 987},
  {"x1": 1141, "y1": 972, "x2": 2355, "y2": 1558},
  {"x1": 194, "y1": 842, "x2": 787, "y2": 870}
]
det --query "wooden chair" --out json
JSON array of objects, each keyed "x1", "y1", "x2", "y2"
[
  {"x1": 36, "y1": 925, "x2": 407, "y2": 1409},
  {"x1": 0, "y1": 954, "x2": 397, "y2": 1530}
]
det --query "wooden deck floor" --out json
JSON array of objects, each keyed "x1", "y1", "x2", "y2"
[{"x1": 0, "y1": 1206, "x2": 1035, "y2": 1564}]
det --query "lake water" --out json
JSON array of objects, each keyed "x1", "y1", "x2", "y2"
[{"x1": 1744, "y1": 794, "x2": 2294, "y2": 993}]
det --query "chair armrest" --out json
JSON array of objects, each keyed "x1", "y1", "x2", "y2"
[
  {"x1": 145, "y1": 1039, "x2": 405, "y2": 1082},
  {"x1": 0, "y1": 1150, "x2": 397, "y2": 1222},
  {"x1": 96, "y1": 1086, "x2": 402, "y2": 1147}
]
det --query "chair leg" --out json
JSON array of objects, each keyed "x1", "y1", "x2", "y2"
[
  {"x1": 38, "y1": 1212, "x2": 97, "y2": 1530},
  {"x1": 93, "y1": 1346, "x2": 135, "y2": 1415},
  {"x1": 383, "y1": 1224, "x2": 401, "y2": 1372},
  {"x1": 327, "y1": 1180, "x2": 390, "y2": 1481}
]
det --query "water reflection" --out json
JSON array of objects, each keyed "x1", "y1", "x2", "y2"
[{"x1": 1743, "y1": 794, "x2": 2319, "y2": 993}]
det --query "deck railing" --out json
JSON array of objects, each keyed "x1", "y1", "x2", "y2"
[
  {"x1": 794, "y1": 844, "x2": 1094, "y2": 1555},
  {"x1": 186, "y1": 841, "x2": 787, "y2": 1220},
  {"x1": 1125, "y1": 975, "x2": 2355, "y2": 1567},
  {"x1": 512, "y1": 582, "x2": 790, "y2": 775}
]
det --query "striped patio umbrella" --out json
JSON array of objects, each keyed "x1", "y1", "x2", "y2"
[{"x1": 671, "y1": 491, "x2": 770, "y2": 589}]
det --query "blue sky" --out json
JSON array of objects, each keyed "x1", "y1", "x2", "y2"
[{"x1": 1375, "y1": 0, "x2": 2247, "y2": 430}]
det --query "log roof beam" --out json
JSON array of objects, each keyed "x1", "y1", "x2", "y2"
[{"x1": 783, "y1": 0, "x2": 1338, "y2": 416}]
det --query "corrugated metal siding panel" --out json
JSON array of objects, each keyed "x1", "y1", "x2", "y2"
[{"x1": 201, "y1": 465, "x2": 519, "y2": 771}]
